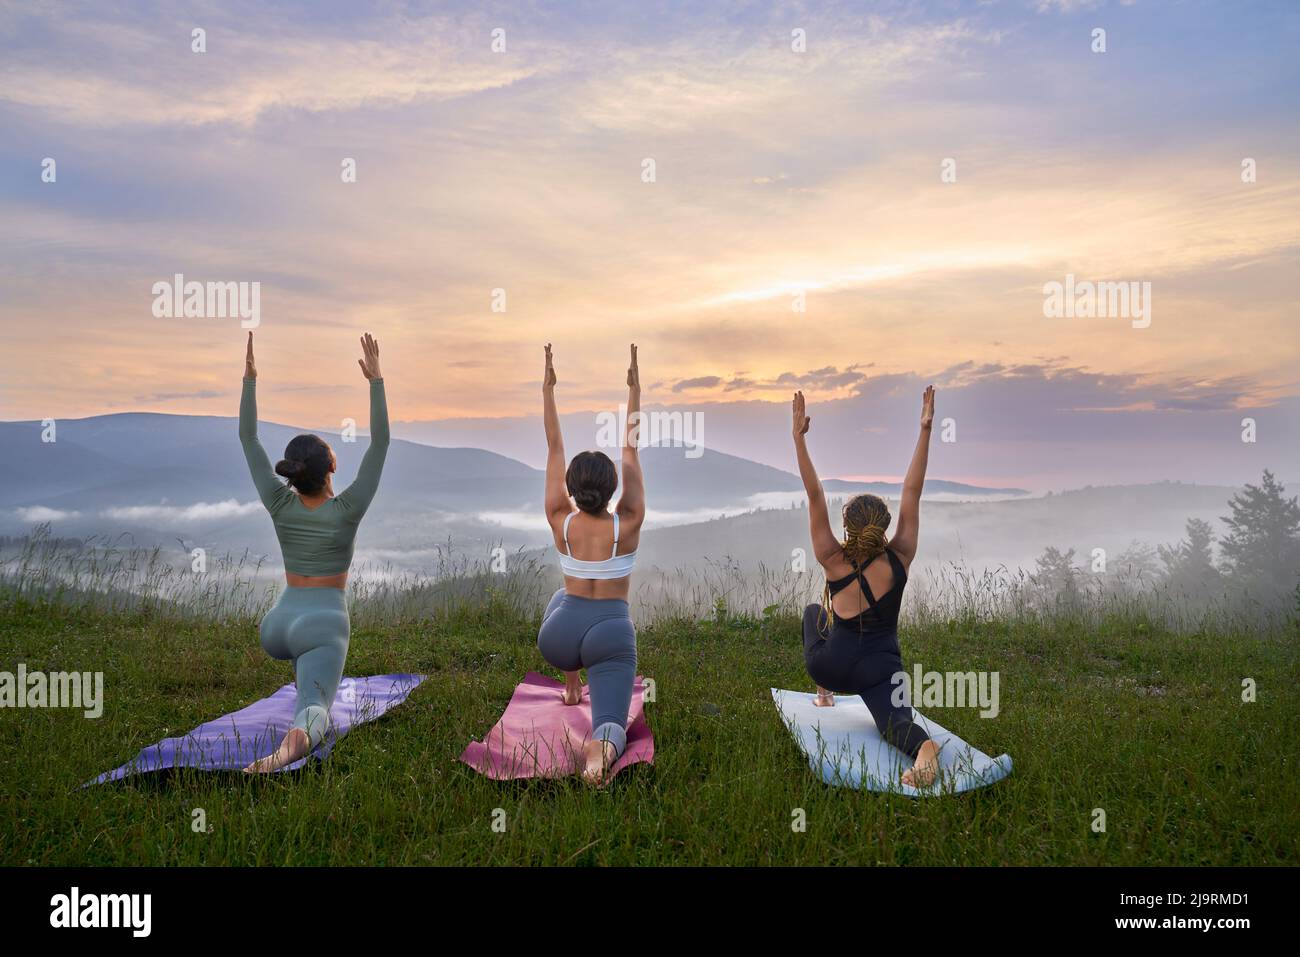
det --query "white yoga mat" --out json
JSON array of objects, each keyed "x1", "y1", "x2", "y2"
[{"x1": 772, "y1": 688, "x2": 1013, "y2": 796}]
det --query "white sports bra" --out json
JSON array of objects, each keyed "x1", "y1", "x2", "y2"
[{"x1": 557, "y1": 511, "x2": 638, "y2": 580}]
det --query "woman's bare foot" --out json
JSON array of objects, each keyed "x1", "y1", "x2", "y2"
[
  {"x1": 580, "y1": 739, "x2": 618, "y2": 786},
  {"x1": 813, "y1": 686, "x2": 835, "y2": 708},
  {"x1": 901, "y1": 739, "x2": 941, "y2": 788},
  {"x1": 244, "y1": 727, "x2": 311, "y2": 773},
  {"x1": 562, "y1": 671, "x2": 583, "y2": 706}
]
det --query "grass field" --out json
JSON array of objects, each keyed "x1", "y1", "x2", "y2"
[{"x1": 2, "y1": 586, "x2": 1296, "y2": 867}]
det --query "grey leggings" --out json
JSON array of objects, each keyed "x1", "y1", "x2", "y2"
[
  {"x1": 537, "y1": 588, "x2": 637, "y2": 758},
  {"x1": 259, "y1": 586, "x2": 350, "y2": 749}
]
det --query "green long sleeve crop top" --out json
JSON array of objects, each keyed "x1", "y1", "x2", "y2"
[{"x1": 239, "y1": 376, "x2": 389, "y2": 576}]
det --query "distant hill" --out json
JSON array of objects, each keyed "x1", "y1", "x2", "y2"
[
  {"x1": 0, "y1": 408, "x2": 1257, "y2": 583},
  {"x1": 619, "y1": 445, "x2": 1027, "y2": 507},
  {"x1": 0, "y1": 413, "x2": 1023, "y2": 514},
  {"x1": 0, "y1": 413, "x2": 544, "y2": 560},
  {"x1": 0, "y1": 414, "x2": 537, "y2": 513},
  {"x1": 0, "y1": 411, "x2": 1032, "y2": 566},
  {"x1": 821, "y1": 477, "x2": 1029, "y2": 498},
  {"x1": 628, "y1": 480, "x2": 1245, "y2": 581}
]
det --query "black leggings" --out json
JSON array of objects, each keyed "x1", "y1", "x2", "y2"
[{"x1": 801, "y1": 604, "x2": 931, "y2": 759}]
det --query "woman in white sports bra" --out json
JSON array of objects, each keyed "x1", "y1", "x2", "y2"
[{"x1": 537, "y1": 342, "x2": 645, "y2": 785}]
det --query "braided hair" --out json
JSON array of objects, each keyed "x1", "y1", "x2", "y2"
[{"x1": 824, "y1": 493, "x2": 892, "y2": 628}]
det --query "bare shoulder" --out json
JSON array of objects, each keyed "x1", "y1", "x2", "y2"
[
  {"x1": 817, "y1": 547, "x2": 853, "y2": 579},
  {"x1": 615, "y1": 499, "x2": 645, "y2": 525},
  {"x1": 890, "y1": 544, "x2": 916, "y2": 572},
  {"x1": 545, "y1": 506, "x2": 572, "y2": 534}
]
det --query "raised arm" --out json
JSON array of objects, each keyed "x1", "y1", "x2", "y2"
[
  {"x1": 542, "y1": 344, "x2": 570, "y2": 521},
  {"x1": 616, "y1": 344, "x2": 645, "y2": 522},
  {"x1": 336, "y1": 333, "x2": 390, "y2": 519},
  {"x1": 890, "y1": 385, "x2": 934, "y2": 565},
  {"x1": 239, "y1": 332, "x2": 292, "y2": 514},
  {"x1": 792, "y1": 391, "x2": 840, "y2": 565}
]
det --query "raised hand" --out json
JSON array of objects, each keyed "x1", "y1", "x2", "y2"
[
  {"x1": 627, "y1": 343, "x2": 639, "y2": 391},
  {"x1": 543, "y1": 343, "x2": 557, "y2": 390},
  {"x1": 245, "y1": 331, "x2": 257, "y2": 379},
  {"x1": 920, "y1": 385, "x2": 935, "y2": 430},
  {"x1": 792, "y1": 390, "x2": 811, "y2": 439},
  {"x1": 357, "y1": 333, "x2": 381, "y2": 380}
]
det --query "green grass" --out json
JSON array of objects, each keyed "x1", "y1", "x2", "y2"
[{"x1": 1, "y1": 596, "x2": 1296, "y2": 866}]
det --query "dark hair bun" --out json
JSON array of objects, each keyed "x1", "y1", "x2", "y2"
[
  {"x1": 572, "y1": 488, "x2": 604, "y2": 512},
  {"x1": 566, "y1": 450, "x2": 618, "y2": 515},
  {"x1": 276, "y1": 434, "x2": 333, "y2": 494}
]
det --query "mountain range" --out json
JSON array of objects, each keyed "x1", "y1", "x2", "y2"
[{"x1": 0, "y1": 412, "x2": 1026, "y2": 520}]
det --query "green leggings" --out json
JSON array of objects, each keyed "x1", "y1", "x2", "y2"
[{"x1": 259, "y1": 586, "x2": 350, "y2": 749}]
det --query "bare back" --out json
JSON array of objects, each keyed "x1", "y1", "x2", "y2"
[
  {"x1": 549, "y1": 507, "x2": 642, "y2": 600},
  {"x1": 819, "y1": 547, "x2": 911, "y2": 621}
]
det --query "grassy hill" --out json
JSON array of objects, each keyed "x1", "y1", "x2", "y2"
[{"x1": 1, "y1": 586, "x2": 1294, "y2": 866}]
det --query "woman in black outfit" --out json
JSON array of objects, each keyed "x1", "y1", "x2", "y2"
[{"x1": 791, "y1": 386, "x2": 941, "y2": 787}]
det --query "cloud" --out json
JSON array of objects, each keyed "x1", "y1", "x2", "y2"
[
  {"x1": 674, "y1": 365, "x2": 871, "y2": 396},
  {"x1": 0, "y1": 5, "x2": 547, "y2": 128},
  {"x1": 1, "y1": 0, "x2": 1296, "y2": 438},
  {"x1": 100, "y1": 500, "x2": 262, "y2": 523},
  {"x1": 134, "y1": 390, "x2": 224, "y2": 403},
  {"x1": 13, "y1": 507, "x2": 81, "y2": 522},
  {"x1": 403, "y1": 363, "x2": 1300, "y2": 490},
  {"x1": 673, "y1": 376, "x2": 723, "y2": 392},
  {"x1": 1032, "y1": 0, "x2": 1138, "y2": 12}
]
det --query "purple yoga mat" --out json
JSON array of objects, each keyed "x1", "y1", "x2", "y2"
[
  {"x1": 460, "y1": 671, "x2": 655, "y2": 780},
  {"x1": 89, "y1": 673, "x2": 425, "y2": 783}
]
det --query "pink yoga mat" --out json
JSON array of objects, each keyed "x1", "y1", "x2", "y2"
[{"x1": 460, "y1": 671, "x2": 654, "y2": 780}]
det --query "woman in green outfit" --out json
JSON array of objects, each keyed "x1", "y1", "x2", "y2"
[{"x1": 239, "y1": 331, "x2": 389, "y2": 772}]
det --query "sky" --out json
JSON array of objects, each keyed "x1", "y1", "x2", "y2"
[{"x1": 1, "y1": 0, "x2": 1297, "y2": 489}]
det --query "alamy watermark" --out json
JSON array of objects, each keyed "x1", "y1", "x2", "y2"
[
  {"x1": 892, "y1": 664, "x2": 999, "y2": 718},
  {"x1": 151, "y1": 273, "x2": 261, "y2": 328},
  {"x1": 1042, "y1": 273, "x2": 1151, "y2": 329},
  {"x1": 595, "y1": 403, "x2": 703, "y2": 459},
  {"x1": 50, "y1": 887, "x2": 150, "y2": 937},
  {"x1": 1, "y1": 665, "x2": 103, "y2": 718}
]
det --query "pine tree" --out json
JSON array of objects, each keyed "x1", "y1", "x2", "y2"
[
  {"x1": 1032, "y1": 545, "x2": 1080, "y2": 605},
  {"x1": 1115, "y1": 540, "x2": 1160, "y2": 585},
  {"x1": 1219, "y1": 470, "x2": 1300, "y2": 596},
  {"x1": 1158, "y1": 518, "x2": 1222, "y2": 595}
]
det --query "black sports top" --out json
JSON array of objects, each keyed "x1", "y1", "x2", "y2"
[{"x1": 825, "y1": 546, "x2": 908, "y2": 634}]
